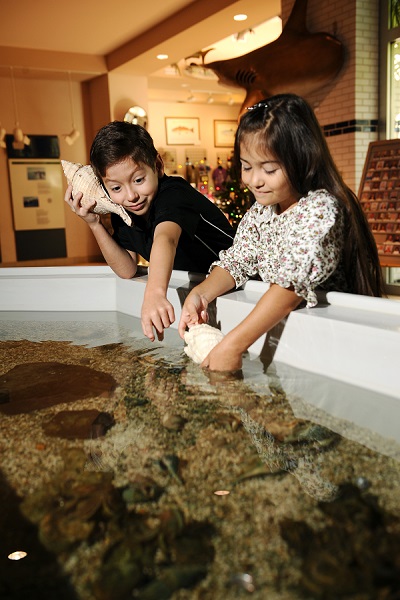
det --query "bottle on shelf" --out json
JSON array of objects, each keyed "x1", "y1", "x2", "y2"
[{"x1": 197, "y1": 156, "x2": 209, "y2": 195}]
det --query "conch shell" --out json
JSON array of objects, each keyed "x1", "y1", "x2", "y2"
[
  {"x1": 183, "y1": 324, "x2": 224, "y2": 364},
  {"x1": 61, "y1": 160, "x2": 132, "y2": 226}
]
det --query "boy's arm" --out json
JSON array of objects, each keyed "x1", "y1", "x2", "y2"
[
  {"x1": 65, "y1": 186, "x2": 137, "y2": 278},
  {"x1": 89, "y1": 220, "x2": 137, "y2": 279},
  {"x1": 141, "y1": 220, "x2": 182, "y2": 341}
]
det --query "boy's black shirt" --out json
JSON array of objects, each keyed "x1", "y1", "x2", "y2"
[{"x1": 111, "y1": 174, "x2": 235, "y2": 273}]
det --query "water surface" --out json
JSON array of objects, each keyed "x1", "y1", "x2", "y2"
[{"x1": 0, "y1": 311, "x2": 399, "y2": 600}]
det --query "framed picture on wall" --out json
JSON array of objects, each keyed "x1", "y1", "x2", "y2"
[
  {"x1": 214, "y1": 120, "x2": 237, "y2": 147},
  {"x1": 165, "y1": 117, "x2": 200, "y2": 145}
]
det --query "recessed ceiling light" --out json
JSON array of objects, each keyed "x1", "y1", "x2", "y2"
[
  {"x1": 157, "y1": 54, "x2": 169, "y2": 60},
  {"x1": 233, "y1": 14, "x2": 247, "y2": 21}
]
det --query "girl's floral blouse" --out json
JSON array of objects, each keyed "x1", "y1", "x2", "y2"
[{"x1": 212, "y1": 189, "x2": 349, "y2": 307}]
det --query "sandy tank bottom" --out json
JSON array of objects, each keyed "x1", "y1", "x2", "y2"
[{"x1": 0, "y1": 314, "x2": 400, "y2": 600}]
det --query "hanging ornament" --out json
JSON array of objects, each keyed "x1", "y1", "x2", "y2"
[
  {"x1": 63, "y1": 71, "x2": 80, "y2": 146},
  {"x1": 10, "y1": 67, "x2": 30, "y2": 150}
]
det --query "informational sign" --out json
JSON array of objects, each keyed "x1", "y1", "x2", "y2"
[{"x1": 8, "y1": 159, "x2": 65, "y2": 231}]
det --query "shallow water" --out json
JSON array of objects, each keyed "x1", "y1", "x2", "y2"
[{"x1": 0, "y1": 311, "x2": 400, "y2": 600}]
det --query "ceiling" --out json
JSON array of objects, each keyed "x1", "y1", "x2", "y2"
[{"x1": 0, "y1": 0, "x2": 281, "y2": 105}]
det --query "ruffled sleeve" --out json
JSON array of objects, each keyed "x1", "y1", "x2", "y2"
[
  {"x1": 211, "y1": 203, "x2": 260, "y2": 287},
  {"x1": 270, "y1": 191, "x2": 344, "y2": 307}
]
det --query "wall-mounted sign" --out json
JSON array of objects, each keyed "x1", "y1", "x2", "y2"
[{"x1": 8, "y1": 159, "x2": 65, "y2": 231}]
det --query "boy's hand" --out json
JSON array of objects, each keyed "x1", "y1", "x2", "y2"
[
  {"x1": 64, "y1": 185, "x2": 100, "y2": 226},
  {"x1": 178, "y1": 292, "x2": 209, "y2": 338},
  {"x1": 141, "y1": 293, "x2": 175, "y2": 341}
]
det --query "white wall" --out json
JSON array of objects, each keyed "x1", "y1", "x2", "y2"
[{"x1": 108, "y1": 73, "x2": 149, "y2": 122}]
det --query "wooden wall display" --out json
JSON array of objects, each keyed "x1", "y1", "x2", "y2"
[{"x1": 358, "y1": 139, "x2": 400, "y2": 267}]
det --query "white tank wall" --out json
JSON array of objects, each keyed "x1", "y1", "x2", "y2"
[{"x1": 0, "y1": 266, "x2": 399, "y2": 401}]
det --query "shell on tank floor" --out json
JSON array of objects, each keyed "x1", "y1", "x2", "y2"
[
  {"x1": 183, "y1": 323, "x2": 225, "y2": 364},
  {"x1": 61, "y1": 160, "x2": 132, "y2": 226}
]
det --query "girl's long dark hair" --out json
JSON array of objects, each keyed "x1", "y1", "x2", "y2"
[{"x1": 235, "y1": 94, "x2": 384, "y2": 297}]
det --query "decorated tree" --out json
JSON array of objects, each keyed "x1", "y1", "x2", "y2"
[{"x1": 214, "y1": 160, "x2": 254, "y2": 230}]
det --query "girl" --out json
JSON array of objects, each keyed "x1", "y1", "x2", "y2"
[{"x1": 178, "y1": 94, "x2": 384, "y2": 371}]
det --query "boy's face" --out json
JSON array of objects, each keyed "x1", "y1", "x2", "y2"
[{"x1": 102, "y1": 157, "x2": 162, "y2": 217}]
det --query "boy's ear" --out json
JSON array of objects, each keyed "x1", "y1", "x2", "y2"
[{"x1": 156, "y1": 153, "x2": 165, "y2": 177}]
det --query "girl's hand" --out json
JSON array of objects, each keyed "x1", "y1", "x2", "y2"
[
  {"x1": 64, "y1": 185, "x2": 100, "y2": 226},
  {"x1": 178, "y1": 292, "x2": 209, "y2": 338},
  {"x1": 201, "y1": 337, "x2": 243, "y2": 372}
]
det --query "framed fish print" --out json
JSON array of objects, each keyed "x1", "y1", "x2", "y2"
[
  {"x1": 165, "y1": 117, "x2": 200, "y2": 145},
  {"x1": 214, "y1": 120, "x2": 237, "y2": 148}
]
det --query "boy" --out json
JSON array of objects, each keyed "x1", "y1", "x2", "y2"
[{"x1": 64, "y1": 121, "x2": 234, "y2": 342}]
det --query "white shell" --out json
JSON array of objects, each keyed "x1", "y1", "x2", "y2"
[
  {"x1": 183, "y1": 323, "x2": 225, "y2": 364},
  {"x1": 61, "y1": 160, "x2": 132, "y2": 226}
]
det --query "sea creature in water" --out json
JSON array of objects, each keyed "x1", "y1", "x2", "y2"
[
  {"x1": 20, "y1": 448, "x2": 215, "y2": 598},
  {"x1": 0, "y1": 361, "x2": 116, "y2": 415},
  {"x1": 61, "y1": 160, "x2": 132, "y2": 226},
  {"x1": 205, "y1": 0, "x2": 345, "y2": 116},
  {"x1": 43, "y1": 409, "x2": 115, "y2": 440},
  {"x1": 183, "y1": 324, "x2": 224, "y2": 364},
  {"x1": 280, "y1": 484, "x2": 400, "y2": 597},
  {"x1": 237, "y1": 408, "x2": 339, "y2": 502}
]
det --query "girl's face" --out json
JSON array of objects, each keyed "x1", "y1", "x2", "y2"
[
  {"x1": 239, "y1": 142, "x2": 300, "y2": 213},
  {"x1": 103, "y1": 156, "x2": 162, "y2": 217}
]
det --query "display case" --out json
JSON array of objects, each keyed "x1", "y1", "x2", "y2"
[{"x1": 358, "y1": 139, "x2": 400, "y2": 267}]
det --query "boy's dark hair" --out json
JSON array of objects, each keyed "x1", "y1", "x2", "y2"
[
  {"x1": 234, "y1": 93, "x2": 385, "y2": 298},
  {"x1": 90, "y1": 121, "x2": 158, "y2": 178}
]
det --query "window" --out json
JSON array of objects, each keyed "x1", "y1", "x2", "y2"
[
  {"x1": 389, "y1": 40, "x2": 400, "y2": 139},
  {"x1": 381, "y1": 1, "x2": 400, "y2": 138},
  {"x1": 390, "y1": 0, "x2": 400, "y2": 28}
]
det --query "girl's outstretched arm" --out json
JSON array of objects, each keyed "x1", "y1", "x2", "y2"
[
  {"x1": 202, "y1": 283, "x2": 303, "y2": 372},
  {"x1": 178, "y1": 266, "x2": 235, "y2": 337}
]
